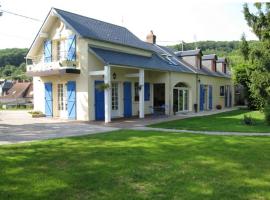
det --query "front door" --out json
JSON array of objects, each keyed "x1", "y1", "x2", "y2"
[
  {"x1": 95, "y1": 81, "x2": 105, "y2": 120},
  {"x1": 111, "y1": 82, "x2": 119, "y2": 118},
  {"x1": 57, "y1": 83, "x2": 68, "y2": 118},
  {"x1": 123, "y1": 82, "x2": 132, "y2": 117}
]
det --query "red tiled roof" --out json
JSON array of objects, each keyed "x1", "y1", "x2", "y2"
[{"x1": 2, "y1": 82, "x2": 32, "y2": 99}]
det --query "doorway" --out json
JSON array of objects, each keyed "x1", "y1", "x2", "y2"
[
  {"x1": 153, "y1": 83, "x2": 165, "y2": 114},
  {"x1": 57, "y1": 83, "x2": 67, "y2": 118}
]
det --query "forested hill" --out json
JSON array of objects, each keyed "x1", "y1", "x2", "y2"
[
  {"x1": 0, "y1": 48, "x2": 28, "y2": 68},
  {"x1": 0, "y1": 48, "x2": 29, "y2": 80},
  {"x1": 171, "y1": 41, "x2": 240, "y2": 55},
  {"x1": 169, "y1": 40, "x2": 258, "y2": 69}
]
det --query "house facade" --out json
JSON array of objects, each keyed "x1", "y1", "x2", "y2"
[{"x1": 26, "y1": 8, "x2": 234, "y2": 122}]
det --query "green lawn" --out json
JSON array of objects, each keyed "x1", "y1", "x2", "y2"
[
  {"x1": 150, "y1": 109, "x2": 270, "y2": 133},
  {"x1": 1, "y1": 130, "x2": 270, "y2": 199}
]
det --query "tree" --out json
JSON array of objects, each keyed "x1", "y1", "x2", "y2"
[
  {"x1": 240, "y1": 33, "x2": 250, "y2": 61},
  {"x1": 243, "y1": 2, "x2": 270, "y2": 124}
]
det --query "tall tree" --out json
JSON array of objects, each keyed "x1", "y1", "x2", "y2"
[
  {"x1": 243, "y1": 2, "x2": 270, "y2": 124},
  {"x1": 240, "y1": 33, "x2": 250, "y2": 61}
]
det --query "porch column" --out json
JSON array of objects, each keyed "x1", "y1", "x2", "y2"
[
  {"x1": 139, "y1": 69, "x2": 144, "y2": 118},
  {"x1": 104, "y1": 65, "x2": 111, "y2": 123}
]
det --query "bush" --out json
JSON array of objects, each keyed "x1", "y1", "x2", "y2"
[
  {"x1": 264, "y1": 103, "x2": 270, "y2": 125},
  {"x1": 243, "y1": 114, "x2": 255, "y2": 125},
  {"x1": 216, "y1": 105, "x2": 222, "y2": 110}
]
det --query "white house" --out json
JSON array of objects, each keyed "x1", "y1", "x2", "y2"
[{"x1": 26, "y1": 8, "x2": 234, "y2": 123}]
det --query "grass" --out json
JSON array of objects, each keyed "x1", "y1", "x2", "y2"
[
  {"x1": 1, "y1": 130, "x2": 270, "y2": 199},
  {"x1": 149, "y1": 109, "x2": 270, "y2": 133}
]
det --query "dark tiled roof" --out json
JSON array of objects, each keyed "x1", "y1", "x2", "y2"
[
  {"x1": 175, "y1": 49, "x2": 202, "y2": 57},
  {"x1": 216, "y1": 58, "x2": 227, "y2": 63},
  {"x1": 54, "y1": 8, "x2": 151, "y2": 51},
  {"x1": 202, "y1": 54, "x2": 217, "y2": 60},
  {"x1": 89, "y1": 47, "x2": 194, "y2": 73}
]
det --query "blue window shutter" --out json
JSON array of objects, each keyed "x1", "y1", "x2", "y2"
[
  {"x1": 44, "y1": 40, "x2": 52, "y2": 63},
  {"x1": 209, "y1": 85, "x2": 213, "y2": 110},
  {"x1": 200, "y1": 84, "x2": 204, "y2": 111},
  {"x1": 67, "y1": 81, "x2": 76, "y2": 119},
  {"x1": 44, "y1": 82, "x2": 53, "y2": 117},
  {"x1": 144, "y1": 83, "x2": 150, "y2": 101},
  {"x1": 66, "y1": 35, "x2": 76, "y2": 61}
]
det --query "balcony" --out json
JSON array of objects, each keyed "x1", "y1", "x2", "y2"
[{"x1": 26, "y1": 51, "x2": 80, "y2": 77}]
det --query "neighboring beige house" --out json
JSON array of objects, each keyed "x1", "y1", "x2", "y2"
[{"x1": 26, "y1": 8, "x2": 234, "y2": 123}]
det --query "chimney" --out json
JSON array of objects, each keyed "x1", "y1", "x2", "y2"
[{"x1": 146, "y1": 30, "x2": 156, "y2": 44}]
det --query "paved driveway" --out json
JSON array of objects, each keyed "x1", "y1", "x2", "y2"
[{"x1": 0, "y1": 110, "x2": 119, "y2": 145}]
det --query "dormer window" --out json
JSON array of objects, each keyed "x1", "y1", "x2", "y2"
[
  {"x1": 223, "y1": 63, "x2": 227, "y2": 74},
  {"x1": 212, "y1": 60, "x2": 216, "y2": 72}
]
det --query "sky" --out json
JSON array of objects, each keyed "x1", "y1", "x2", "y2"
[{"x1": 0, "y1": 0, "x2": 258, "y2": 49}]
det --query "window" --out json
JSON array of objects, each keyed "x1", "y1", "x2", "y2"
[
  {"x1": 174, "y1": 88, "x2": 189, "y2": 112},
  {"x1": 111, "y1": 83, "x2": 118, "y2": 110},
  {"x1": 223, "y1": 63, "x2": 227, "y2": 74},
  {"x1": 134, "y1": 82, "x2": 150, "y2": 101},
  {"x1": 220, "y1": 86, "x2": 225, "y2": 96},
  {"x1": 57, "y1": 40, "x2": 65, "y2": 61}
]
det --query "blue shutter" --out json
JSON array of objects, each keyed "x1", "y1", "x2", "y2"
[
  {"x1": 144, "y1": 83, "x2": 150, "y2": 101},
  {"x1": 67, "y1": 81, "x2": 76, "y2": 119},
  {"x1": 209, "y1": 85, "x2": 213, "y2": 110},
  {"x1": 44, "y1": 82, "x2": 53, "y2": 117},
  {"x1": 200, "y1": 84, "x2": 204, "y2": 111},
  {"x1": 66, "y1": 35, "x2": 76, "y2": 61},
  {"x1": 44, "y1": 40, "x2": 52, "y2": 63}
]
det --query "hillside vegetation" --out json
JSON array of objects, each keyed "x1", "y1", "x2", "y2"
[
  {"x1": 0, "y1": 48, "x2": 29, "y2": 80},
  {"x1": 169, "y1": 40, "x2": 258, "y2": 71}
]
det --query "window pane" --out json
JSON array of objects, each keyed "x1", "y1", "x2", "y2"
[
  {"x1": 179, "y1": 90, "x2": 183, "y2": 111},
  {"x1": 184, "y1": 90, "x2": 188, "y2": 110}
]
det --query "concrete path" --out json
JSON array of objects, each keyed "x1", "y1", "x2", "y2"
[
  {"x1": 1, "y1": 107, "x2": 266, "y2": 145},
  {"x1": 130, "y1": 127, "x2": 270, "y2": 136},
  {"x1": 0, "y1": 110, "x2": 119, "y2": 145}
]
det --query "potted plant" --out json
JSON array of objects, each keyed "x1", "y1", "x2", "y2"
[
  {"x1": 96, "y1": 83, "x2": 110, "y2": 91},
  {"x1": 28, "y1": 111, "x2": 46, "y2": 118},
  {"x1": 216, "y1": 105, "x2": 222, "y2": 110}
]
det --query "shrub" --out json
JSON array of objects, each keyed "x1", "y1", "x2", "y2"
[
  {"x1": 216, "y1": 105, "x2": 222, "y2": 110},
  {"x1": 264, "y1": 103, "x2": 270, "y2": 125},
  {"x1": 243, "y1": 114, "x2": 255, "y2": 125}
]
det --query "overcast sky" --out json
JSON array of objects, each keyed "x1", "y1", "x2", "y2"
[{"x1": 0, "y1": 0, "x2": 258, "y2": 49}]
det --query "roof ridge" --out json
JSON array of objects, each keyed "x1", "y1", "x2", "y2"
[{"x1": 53, "y1": 7, "x2": 128, "y2": 31}]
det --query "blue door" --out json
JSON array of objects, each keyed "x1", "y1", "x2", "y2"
[
  {"x1": 200, "y1": 84, "x2": 204, "y2": 111},
  {"x1": 124, "y1": 82, "x2": 132, "y2": 117},
  {"x1": 67, "y1": 81, "x2": 76, "y2": 119},
  {"x1": 45, "y1": 82, "x2": 53, "y2": 117},
  {"x1": 209, "y1": 85, "x2": 213, "y2": 110},
  {"x1": 95, "y1": 81, "x2": 105, "y2": 120}
]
